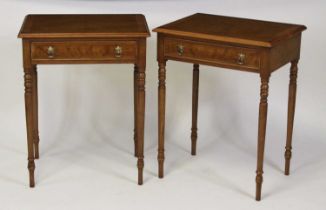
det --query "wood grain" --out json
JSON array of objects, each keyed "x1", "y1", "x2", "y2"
[
  {"x1": 31, "y1": 41, "x2": 137, "y2": 62},
  {"x1": 153, "y1": 13, "x2": 306, "y2": 47},
  {"x1": 164, "y1": 37, "x2": 261, "y2": 72},
  {"x1": 18, "y1": 14, "x2": 150, "y2": 38}
]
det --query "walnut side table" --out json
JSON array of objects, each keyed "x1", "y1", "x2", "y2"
[
  {"x1": 153, "y1": 13, "x2": 306, "y2": 200},
  {"x1": 18, "y1": 14, "x2": 150, "y2": 187}
]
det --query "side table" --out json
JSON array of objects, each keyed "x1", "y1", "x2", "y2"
[
  {"x1": 153, "y1": 13, "x2": 306, "y2": 200},
  {"x1": 18, "y1": 14, "x2": 150, "y2": 187}
]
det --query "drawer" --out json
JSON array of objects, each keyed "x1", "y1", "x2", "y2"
[
  {"x1": 31, "y1": 41, "x2": 137, "y2": 62},
  {"x1": 164, "y1": 38, "x2": 261, "y2": 71}
]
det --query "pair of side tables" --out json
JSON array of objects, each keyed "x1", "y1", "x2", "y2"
[{"x1": 18, "y1": 13, "x2": 306, "y2": 201}]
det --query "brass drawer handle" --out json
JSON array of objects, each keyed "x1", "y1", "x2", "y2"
[
  {"x1": 114, "y1": 46, "x2": 122, "y2": 58},
  {"x1": 177, "y1": 44, "x2": 184, "y2": 56},
  {"x1": 47, "y1": 46, "x2": 55, "y2": 58},
  {"x1": 237, "y1": 53, "x2": 246, "y2": 65}
]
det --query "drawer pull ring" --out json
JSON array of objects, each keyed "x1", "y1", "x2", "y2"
[
  {"x1": 237, "y1": 53, "x2": 246, "y2": 65},
  {"x1": 47, "y1": 46, "x2": 55, "y2": 58},
  {"x1": 177, "y1": 44, "x2": 184, "y2": 56},
  {"x1": 115, "y1": 46, "x2": 122, "y2": 58}
]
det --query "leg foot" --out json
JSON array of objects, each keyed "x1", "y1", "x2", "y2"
[
  {"x1": 28, "y1": 160, "x2": 35, "y2": 187},
  {"x1": 255, "y1": 171, "x2": 263, "y2": 201},
  {"x1": 137, "y1": 158, "x2": 144, "y2": 185},
  {"x1": 158, "y1": 157, "x2": 164, "y2": 178}
]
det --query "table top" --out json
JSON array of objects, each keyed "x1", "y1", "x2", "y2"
[
  {"x1": 18, "y1": 14, "x2": 150, "y2": 39},
  {"x1": 153, "y1": 13, "x2": 306, "y2": 47}
]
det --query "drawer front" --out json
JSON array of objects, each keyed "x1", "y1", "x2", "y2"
[
  {"x1": 31, "y1": 41, "x2": 137, "y2": 62},
  {"x1": 164, "y1": 38, "x2": 261, "y2": 71}
]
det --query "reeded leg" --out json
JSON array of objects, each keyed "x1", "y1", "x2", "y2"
[
  {"x1": 255, "y1": 74, "x2": 270, "y2": 201},
  {"x1": 136, "y1": 65, "x2": 145, "y2": 185},
  {"x1": 158, "y1": 61, "x2": 166, "y2": 178},
  {"x1": 24, "y1": 69, "x2": 36, "y2": 187},
  {"x1": 284, "y1": 60, "x2": 298, "y2": 175},
  {"x1": 191, "y1": 64, "x2": 199, "y2": 155},
  {"x1": 32, "y1": 66, "x2": 40, "y2": 159},
  {"x1": 134, "y1": 65, "x2": 138, "y2": 157}
]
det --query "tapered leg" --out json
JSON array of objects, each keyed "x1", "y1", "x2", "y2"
[
  {"x1": 32, "y1": 66, "x2": 40, "y2": 159},
  {"x1": 191, "y1": 64, "x2": 199, "y2": 155},
  {"x1": 158, "y1": 61, "x2": 166, "y2": 178},
  {"x1": 255, "y1": 74, "x2": 270, "y2": 201},
  {"x1": 134, "y1": 65, "x2": 138, "y2": 157},
  {"x1": 136, "y1": 65, "x2": 145, "y2": 185},
  {"x1": 284, "y1": 60, "x2": 298, "y2": 175},
  {"x1": 24, "y1": 68, "x2": 36, "y2": 187}
]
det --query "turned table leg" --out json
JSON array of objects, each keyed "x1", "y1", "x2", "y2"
[
  {"x1": 158, "y1": 61, "x2": 166, "y2": 178},
  {"x1": 24, "y1": 68, "x2": 36, "y2": 187},
  {"x1": 134, "y1": 65, "x2": 138, "y2": 157},
  {"x1": 191, "y1": 64, "x2": 199, "y2": 155},
  {"x1": 136, "y1": 65, "x2": 145, "y2": 185},
  {"x1": 32, "y1": 65, "x2": 40, "y2": 159},
  {"x1": 255, "y1": 74, "x2": 270, "y2": 201},
  {"x1": 284, "y1": 60, "x2": 299, "y2": 175},
  {"x1": 136, "y1": 39, "x2": 146, "y2": 185}
]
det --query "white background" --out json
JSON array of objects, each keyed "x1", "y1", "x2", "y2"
[{"x1": 0, "y1": 0, "x2": 325, "y2": 209}]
